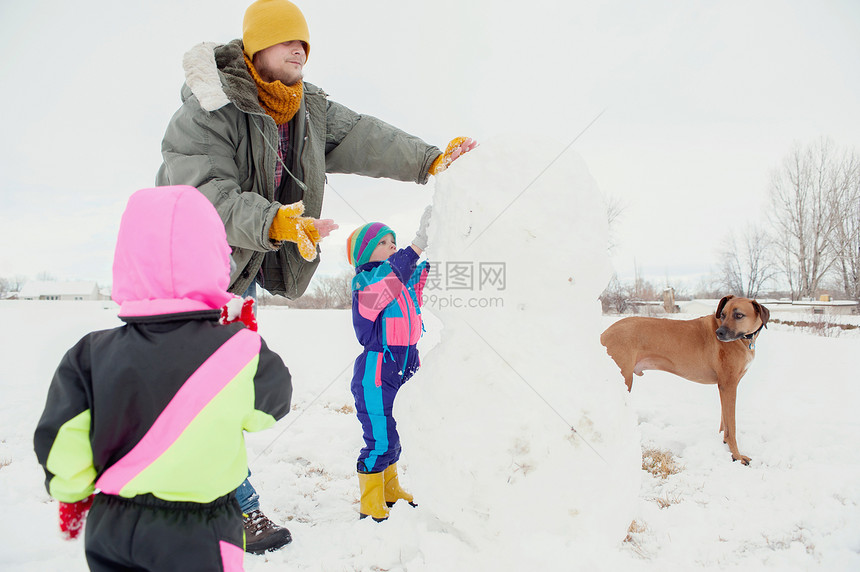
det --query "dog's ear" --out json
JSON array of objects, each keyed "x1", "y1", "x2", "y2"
[
  {"x1": 753, "y1": 300, "x2": 770, "y2": 328},
  {"x1": 715, "y1": 295, "x2": 734, "y2": 318}
]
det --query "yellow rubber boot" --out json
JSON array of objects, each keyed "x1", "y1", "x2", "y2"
[
  {"x1": 383, "y1": 463, "x2": 417, "y2": 508},
  {"x1": 358, "y1": 472, "x2": 389, "y2": 521}
]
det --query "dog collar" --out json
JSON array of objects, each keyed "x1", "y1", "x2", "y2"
[{"x1": 743, "y1": 323, "x2": 766, "y2": 349}]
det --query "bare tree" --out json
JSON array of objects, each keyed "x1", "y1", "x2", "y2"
[
  {"x1": 8, "y1": 275, "x2": 28, "y2": 292},
  {"x1": 717, "y1": 224, "x2": 777, "y2": 298},
  {"x1": 828, "y1": 150, "x2": 860, "y2": 299},
  {"x1": 692, "y1": 274, "x2": 724, "y2": 300},
  {"x1": 599, "y1": 263, "x2": 662, "y2": 315},
  {"x1": 282, "y1": 271, "x2": 353, "y2": 309},
  {"x1": 605, "y1": 194, "x2": 626, "y2": 255},
  {"x1": 632, "y1": 261, "x2": 658, "y2": 301},
  {"x1": 768, "y1": 138, "x2": 841, "y2": 299},
  {"x1": 600, "y1": 274, "x2": 633, "y2": 314},
  {"x1": 310, "y1": 272, "x2": 352, "y2": 309}
]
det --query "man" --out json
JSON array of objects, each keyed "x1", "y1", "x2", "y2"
[{"x1": 156, "y1": 0, "x2": 475, "y2": 555}]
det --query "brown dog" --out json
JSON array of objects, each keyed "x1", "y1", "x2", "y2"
[{"x1": 600, "y1": 296, "x2": 769, "y2": 464}]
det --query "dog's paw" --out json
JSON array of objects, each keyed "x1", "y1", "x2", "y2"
[{"x1": 732, "y1": 454, "x2": 751, "y2": 465}]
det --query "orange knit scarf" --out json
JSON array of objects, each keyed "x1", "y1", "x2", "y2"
[{"x1": 244, "y1": 53, "x2": 303, "y2": 125}]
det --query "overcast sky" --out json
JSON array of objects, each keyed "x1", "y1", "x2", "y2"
[{"x1": 2, "y1": 0, "x2": 859, "y2": 290}]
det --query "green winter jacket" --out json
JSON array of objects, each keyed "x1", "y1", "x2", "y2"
[{"x1": 156, "y1": 40, "x2": 441, "y2": 298}]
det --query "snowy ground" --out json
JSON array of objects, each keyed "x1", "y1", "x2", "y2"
[
  {"x1": 1, "y1": 301, "x2": 859, "y2": 571},
  {"x1": 3, "y1": 138, "x2": 859, "y2": 571}
]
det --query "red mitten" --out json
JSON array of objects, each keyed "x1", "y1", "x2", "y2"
[
  {"x1": 220, "y1": 297, "x2": 258, "y2": 332},
  {"x1": 237, "y1": 298, "x2": 258, "y2": 331},
  {"x1": 59, "y1": 494, "x2": 94, "y2": 540}
]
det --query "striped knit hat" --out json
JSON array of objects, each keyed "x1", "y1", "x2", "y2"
[{"x1": 347, "y1": 222, "x2": 396, "y2": 267}]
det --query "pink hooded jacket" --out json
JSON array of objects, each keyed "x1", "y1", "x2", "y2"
[
  {"x1": 35, "y1": 184, "x2": 292, "y2": 519},
  {"x1": 112, "y1": 185, "x2": 233, "y2": 317}
]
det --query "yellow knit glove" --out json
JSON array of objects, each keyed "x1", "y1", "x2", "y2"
[
  {"x1": 268, "y1": 202, "x2": 321, "y2": 262},
  {"x1": 428, "y1": 136, "x2": 470, "y2": 175}
]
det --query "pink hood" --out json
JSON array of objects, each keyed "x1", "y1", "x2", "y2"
[{"x1": 112, "y1": 186, "x2": 233, "y2": 317}]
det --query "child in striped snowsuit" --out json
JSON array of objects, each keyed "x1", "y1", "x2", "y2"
[{"x1": 346, "y1": 207, "x2": 431, "y2": 521}]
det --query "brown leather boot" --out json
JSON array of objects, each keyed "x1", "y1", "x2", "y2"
[{"x1": 243, "y1": 509, "x2": 292, "y2": 554}]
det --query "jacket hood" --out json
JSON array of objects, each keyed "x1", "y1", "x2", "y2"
[
  {"x1": 112, "y1": 186, "x2": 233, "y2": 317},
  {"x1": 181, "y1": 39, "x2": 324, "y2": 113}
]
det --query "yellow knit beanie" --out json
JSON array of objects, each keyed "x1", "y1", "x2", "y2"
[{"x1": 243, "y1": 0, "x2": 310, "y2": 60}]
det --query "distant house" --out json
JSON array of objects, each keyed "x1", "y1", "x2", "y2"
[
  {"x1": 774, "y1": 299, "x2": 859, "y2": 316},
  {"x1": 680, "y1": 298, "x2": 859, "y2": 316},
  {"x1": 18, "y1": 280, "x2": 101, "y2": 301}
]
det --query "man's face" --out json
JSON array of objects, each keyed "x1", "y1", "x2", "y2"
[{"x1": 253, "y1": 40, "x2": 307, "y2": 85}]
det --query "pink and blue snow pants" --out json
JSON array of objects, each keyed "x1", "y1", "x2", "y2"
[{"x1": 351, "y1": 346, "x2": 419, "y2": 474}]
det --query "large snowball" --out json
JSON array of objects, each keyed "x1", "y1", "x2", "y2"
[{"x1": 397, "y1": 136, "x2": 641, "y2": 559}]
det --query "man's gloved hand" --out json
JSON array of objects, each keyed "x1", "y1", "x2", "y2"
[
  {"x1": 268, "y1": 202, "x2": 321, "y2": 261},
  {"x1": 59, "y1": 494, "x2": 94, "y2": 540},
  {"x1": 412, "y1": 205, "x2": 433, "y2": 251},
  {"x1": 220, "y1": 296, "x2": 258, "y2": 332},
  {"x1": 428, "y1": 137, "x2": 478, "y2": 175}
]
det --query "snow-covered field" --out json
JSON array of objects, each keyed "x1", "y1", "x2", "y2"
[
  {"x1": 2, "y1": 140, "x2": 859, "y2": 571},
  {"x1": 1, "y1": 302, "x2": 859, "y2": 571}
]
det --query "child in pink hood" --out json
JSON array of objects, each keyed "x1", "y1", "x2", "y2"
[{"x1": 34, "y1": 185, "x2": 292, "y2": 571}]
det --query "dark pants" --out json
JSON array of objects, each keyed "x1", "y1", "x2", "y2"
[
  {"x1": 85, "y1": 493, "x2": 244, "y2": 571},
  {"x1": 234, "y1": 282, "x2": 260, "y2": 514}
]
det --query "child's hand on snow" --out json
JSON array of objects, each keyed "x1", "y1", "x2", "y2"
[
  {"x1": 428, "y1": 137, "x2": 478, "y2": 175},
  {"x1": 412, "y1": 205, "x2": 433, "y2": 251}
]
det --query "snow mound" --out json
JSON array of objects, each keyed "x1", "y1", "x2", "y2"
[{"x1": 399, "y1": 136, "x2": 641, "y2": 556}]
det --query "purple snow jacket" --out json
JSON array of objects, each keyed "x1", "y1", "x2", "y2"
[{"x1": 351, "y1": 247, "x2": 429, "y2": 357}]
